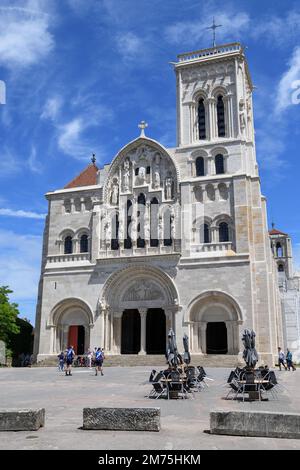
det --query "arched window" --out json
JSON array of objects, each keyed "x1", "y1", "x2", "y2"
[
  {"x1": 196, "y1": 157, "x2": 205, "y2": 177},
  {"x1": 215, "y1": 154, "x2": 225, "y2": 174},
  {"x1": 278, "y1": 264, "x2": 284, "y2": 272},
  {"x1": 219, "y1": 222, "x2": 229, "y2": 242},
  {"x1": 200, "y1": 223, "x2": 210, "y2": 243},
  {"x1": 198, "y1": 98, "x2": 206, "y2": 139},
  {"x1": 276, "y1": 243, "x2": 283, "y2": 257},
  {"x1": 163, "y1": 208, "x2": 172, "y2": 246},
  {"x1": 217, "y1": 95, "x2": 225, "y2": 137},
  {"x1": 111, "y1": 213, "x2": 119, "y2": 250},
  {"x1": 80, "y1": 234, "x2": 88, "y2": 253},
  {"x1": 64, "y1": 236, "x2": 73, "y2": 254},
  {"x1": 135, "y1": 167, "x2": 139, "y2": 176},
  {"x1": 124, "y1": 200, "x2": 132, "y2": 249},
  {"x1": 137, "y1": 193, "x2": 146, "y2": 248},
  {"x1": 150, "y1": 198, "x2": 159, "y2": 247}
]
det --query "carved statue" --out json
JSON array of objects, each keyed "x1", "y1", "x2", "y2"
[
  {"x1": 153, "y1": 167, "x2": 160, "y2": 189},
  {"x1": 171, "y1": 213, "x2": 176, "y2": 240},
  {"x1": 130, "y1": 216, "x2": 137, "y2": 242},
  {"x1": 104, "y1": 220, "x2": 111, "y2": 245},
  {"x1": 144, "y1": 215, "x2": 150, "y2": 240},
  {"x1": 110, "y1": 181, "x2": 119, "y2": 205},
  {"x1": 158, "y1": 216, "x2": 163, "y2": 240},
  {"x1": 239, "y1": 99, "x2": 246, "y2": 134},
  {"x1": 123, "y1": 159, "x2": 130, "y2": 191},
  {"x1": 137, "y1": 166, "x2": 146, "y2": 185},
  {"x1": 165, "y1": 177, "x2": 173, "y2": 200}
]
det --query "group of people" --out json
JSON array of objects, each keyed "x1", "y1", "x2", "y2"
[
  {"x1": 57, "y1": 346, "x2": 105, "y2": 376},
  {"x1": 278, "y1": 347, "x2": 296, "y2": 371}
]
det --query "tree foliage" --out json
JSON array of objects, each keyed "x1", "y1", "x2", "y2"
[{"x1": 0, "y1": 286, "x2": 20, "y2": 344}]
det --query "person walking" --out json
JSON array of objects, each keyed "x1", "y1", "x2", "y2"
[
  {"x1": 286, "y1": 349, "x2": 296, "y2": 371},
  {"x1": 87, "y1": 348, "x2": 93, "y2": 368},
  {"x1": 65, "y1": 345, "x2": 75, "y2": 376},
  {"x1": 94, "y1": 348, "x2": 104, "y2": 376},
  {"x1": 57, "y1": 351, "x2": 65, "y2": 372},
  {"x1": 278, "y1": 347, "x2": 287, "y2": 371}
]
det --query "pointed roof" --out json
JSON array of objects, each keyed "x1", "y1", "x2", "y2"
[
  {"x1": 64, "y1": 163, "x2": 99, "y2": 189},
  {"x1": 269, "y1": 228, "x2": 288, "y2": 236}
]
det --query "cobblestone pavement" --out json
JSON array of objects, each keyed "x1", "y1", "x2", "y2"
[{"x1": 0, "y1": 366, "x2": 299, "y2": 450}]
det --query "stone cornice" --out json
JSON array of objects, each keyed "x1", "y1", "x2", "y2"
[
  {"x1": 96, "y1": 253, "x2": 181, "y2": 266},
  {"x1": 179, "y1": 253, "x2": 250, "y2": 268}
]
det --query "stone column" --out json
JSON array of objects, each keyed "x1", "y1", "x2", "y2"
[
  {"x1": 199, "y1": 322, "x2": 207, "y2": 354},
  {"x1": 211, "y1": 225, "x2": 218, "y2": 243},
  {"x1": 113, "y1": 312, "x2": 122, "y2": 354},
  {"x1": 225, "y1": 321, "x2": 234, "y2": 354},
  {"x1": 139, "y1": 308, "x2": 147, "y2": 355},
  {"x1": 192, "y1": 322, "x2": 198, "y2": 352},
  {"x1": 207, "y1": 98, "x2": 216, "y2": 140},
  {"x1": 213, "y1": 183, "x2": 219, "y2": 202}
]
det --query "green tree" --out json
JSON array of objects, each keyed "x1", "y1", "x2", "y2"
[{"x1": 0, "y1": 286, "x2": 20, "y2": 345}]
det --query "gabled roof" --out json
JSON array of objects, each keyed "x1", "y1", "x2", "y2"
[
  {"x1": 269, "y1": 228, "x2": 288, "y2": 236},
  {"x1": 64, "y1": 163, "x2": 99, "y2": 189}
]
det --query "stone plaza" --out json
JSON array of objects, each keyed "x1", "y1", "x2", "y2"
[{"x1": 0, "y1": 366, "x2": 299, "y2": 450}]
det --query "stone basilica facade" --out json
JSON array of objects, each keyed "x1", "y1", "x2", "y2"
[{"x1": 34, "y1": 43, "x2": 284, "y2": 364}]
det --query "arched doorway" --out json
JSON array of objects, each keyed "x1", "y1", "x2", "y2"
[
  {"x1": 50, "y1": 298, "x2": 93, "y2": 355},
  {"x1": 68, "y1": 325, "x2": 85, "y2": 355},
  {"x1": 146, "y1": 309, "x2": 166, "y2": 354},
  {"x1": 187, "y1": 291, "x2": 242, "y2": 355},
  {"x1": 121, "y1": 310, "x2": 141, "y2": 354},
  {"x1": 206, "y1": 322, "x2": 228, "y2": 354}
]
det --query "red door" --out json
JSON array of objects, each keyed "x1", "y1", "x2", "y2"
[{"x1": 68, "y1": 326, "x2": 78, "y2": 354}]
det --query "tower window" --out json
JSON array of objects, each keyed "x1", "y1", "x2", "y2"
[
  {"x1": 80, "y1": 234, "x2": 88, "y2": 253},
  {"x1": 64, "y1": 236, "x2": 73, "y2": 254},
  {"x1": 215, "y1": 154, "x2": 225, "y2": 174},
  {"x1": 219, "y1": 222, "x2": 229, "y2": 242},
  {"x1": 217, "y1": 95, "x2": 226, "y2": 137},
  {"x1": 276, "y1": 243, "x2": 283, "y2": 257},
  {"x1": 278, "y1": 264, "x2": 284, "y2": 272},
  {"x1": 200, "y1": 223, "x2": 210, "y2": 244},
  {"x1": 135, "y1": 167, "x2": 139, "y2": 176},
  {"x1": 198, "y1": 98, "x2": 206, "y2": 139},
  {"x1": 196, "y1": 157, "x2": 205, "y2": 177},
  {"x1": 146, "y1": 166, "x2": 151, "y2": 174}
]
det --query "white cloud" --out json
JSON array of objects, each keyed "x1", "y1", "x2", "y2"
[
  {"x1": 41, "y1": 96, "x2": 62, "y2": 120},
  {"x1": 27, "y1": 145, "x2": 43, "y2": 173},
  {"x1": 0, "y1": 229, "x2": 42, "y2": 301},
  {"x1": 116, "y1": 32, "x2": 143, "y2": 61},
  {"x1": 0, "y1": 2, "x2": 54, "y2": 69},
  {"x1": 275, "y1": 47, "x2": 300, "y2": 114},
  {"x1": 252, "y1": 11, "x2": 300, "y2": 48},
  {"x1": 0, "y1": 147, "x2": 22, "y2": 176},
  {"x1": 0, "y1": 208, "x2": 46, "y2": 219},
  {"x1": 57, "y1": 118, "x2": 88, "y2": 159},
  {"x1": 165, "y1": 12, "x2": 250, "y2": 46}
]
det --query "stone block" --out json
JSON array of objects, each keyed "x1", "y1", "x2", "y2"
[
  {"x1": 83, "y1": 407, "x2": 160, "y2": 432},
  {"x1": 210, "y1": 410, "x2": 300, "y2": 439},
  {"x1": 0, "y1": 409, "x2": 45, "y2": 431}
]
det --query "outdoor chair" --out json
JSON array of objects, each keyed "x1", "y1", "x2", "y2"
[
  {"x1": 149, "y1": 381, "x2": 168, "y2": 399},
  {"x1": 148, "y1": 369, "x2": 157, "y2": 382},
  {"x1": 167, "y1": 371, "x2": 188, "y2": 399}
]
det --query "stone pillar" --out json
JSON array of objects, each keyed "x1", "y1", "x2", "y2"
[
  {"x1": 211, "y1": 225, "x2": 218, "y2": 243},
  {"x1": 213, "y1": 183, "x2": 219, "y2": 202},
  {"x1": 139, "y1": 308, "x2": 147, "y2": 355},
  {"x1": 192, "y1": 322, "x2": 198, "y2": 352},
  {"x1": 199, "y1": 322, "x2": 207, "y2": 354},
  {"x1": 113, "y1": 313, "x2": 122, "y2": 354},
  {"x1": 207, "y1": 98, "x2": 216, "y2": 140},
  {"x1": 225, "y1": 321, "x2": 234, "y2": 354}
]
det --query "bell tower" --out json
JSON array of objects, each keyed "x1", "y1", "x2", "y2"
[{"x1": 174, "y1": 43, "x2": 256, "y2": 176}]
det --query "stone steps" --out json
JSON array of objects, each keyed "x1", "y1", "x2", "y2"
[{"x1": 34, "y1": 354, "x2": 242, "y2": 368}]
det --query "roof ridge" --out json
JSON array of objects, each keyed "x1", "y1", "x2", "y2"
[{"x1": 64, "y1": 163, "x2": 99, "y2": 189}]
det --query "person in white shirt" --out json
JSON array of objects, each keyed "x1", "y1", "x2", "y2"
[{"x1": 278, "y1": 347, "x2": 287, "y2": 371}]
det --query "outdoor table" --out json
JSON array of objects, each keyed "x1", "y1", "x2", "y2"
[
  {"x1": 161, "y1": 378, "x2": 189, "y2": 399},
  {"x1": 238, "y1": 379, "x2": 269, "y2": 401}
]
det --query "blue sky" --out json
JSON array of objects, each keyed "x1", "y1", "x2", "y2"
[{"x1": 0, "y1": 0, "x2": 300, "y2": 325}]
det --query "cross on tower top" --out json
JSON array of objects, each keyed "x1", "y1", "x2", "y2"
[
  {"x1": 138, "y1": 120, "x2": 148, "y2": 137},
  {"x1": 205, "y1": 17, "x2": 222, "y2": 48}
]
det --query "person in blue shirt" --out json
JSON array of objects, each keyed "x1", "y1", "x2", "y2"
[
  {"x1": 57, "y1": 351, "x2": 65, "y2": 372},
  {"x1": 286, "y1": 349, "x2": 296, "y2": 371},
  {"x1": 94, "y1": 347, "x2": 104, "y2": 376},
  {"x1": 65, "y1": 345, "x2": 75, "y2": 376}
]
